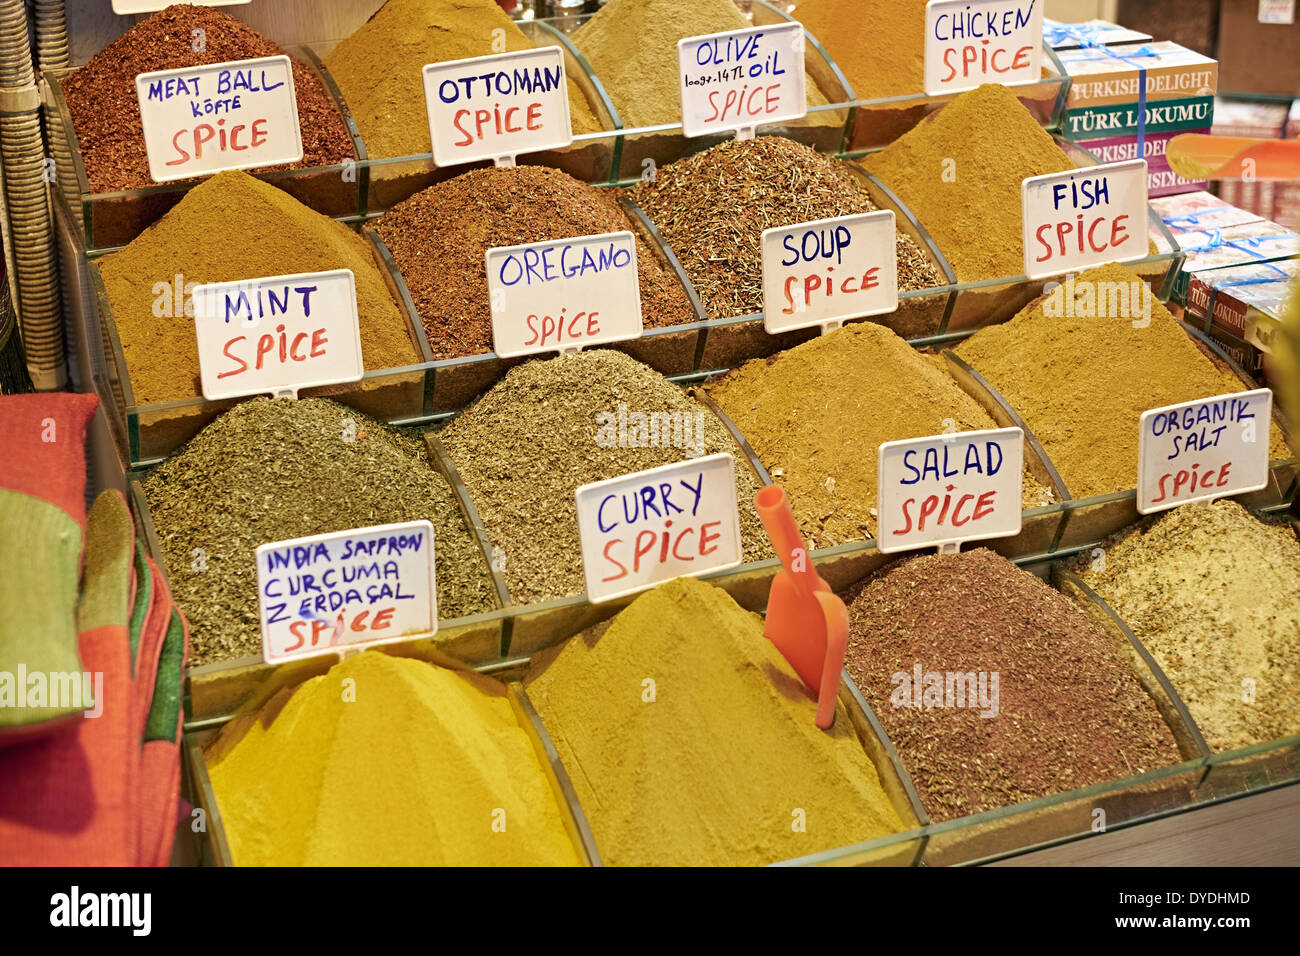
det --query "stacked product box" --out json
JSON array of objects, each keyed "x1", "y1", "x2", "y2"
[
  {"x1": 1166, "y1": 219, "x2": 1300, "y2": 305},
  {"x1": 1151, "y1": 189, "x2": 1265, "y2": 244},
  {"x1": 1185, "y1": 259, "x2": 1298, "y2": 383},
  {"x1": 1211, "y1": 97, "x2": 1291, "y2": 221},
  {"x1": 1051, "y1": 40, "x2": 1218, "y2": 197}
]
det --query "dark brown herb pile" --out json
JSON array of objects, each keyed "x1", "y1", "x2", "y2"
[
  {"x1": 63, "y1": 4, "x2": 355, "y2": 191},
  {"x1": 627, "y1": 136, "x2": 942, "y2": 319},
  {"x1": 373, "y1": 165, "x2": 696, "y2": 361},
  {"x1": 843, "y1": 549, "x2": 1181, "y2": 823},
  {"x1": 142, "y1": 398, "x2": 495, "y2": 665}
]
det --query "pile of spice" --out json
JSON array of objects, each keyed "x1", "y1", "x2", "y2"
[
  {"x1": 954, "y1": 263, "x2": 1290, "y2": 499},
  {"x1": 863, "y1": 84, "x2": 1074, "y2": 280},
  {"x1": 844, "y1": 549, "x2": 1182, "y2": 822},
  {"x1": 707, "y1": 323, "x2": 1054, "y2": 548},
  {"x1": 98, "y1": 170, "x2": 418, "y2": 405},
  {"x1": 572, "y1": 0, "x2": 836, "y2": 129},
  {"x1": 525, "y1": 577, "x2": 905, "y2": 865},
  {"x1": 324, "y1": 0, "x2": 600, "y2": 160},
  {"x1": 438, "y1": 350, "x2": 773, "y2": 604},
  {"x1": 207, "y1": 652, "x2": 582, "y2": 865},
  {"x1": 142, "y1": 398, "x2": 495, "y2": 665},
  {"x1": 793, "y1": 0, "x2": 927, "y2": 101},
  {"x1": 373, "y1": 166, "x2": 694, "y2": 360},
  {"x1": 627, "y1": 136, "x2": 941, "y2": 319},
  {"x1": 1077, "y1": 500, "x2": 1300, "y2": 753},
  {"x1": 62, "y1": 4, "x2": 354, "y2": 191}
]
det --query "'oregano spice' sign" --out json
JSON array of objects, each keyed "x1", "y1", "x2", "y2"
[
  {"x1": 677, "y1": 22, "x2": 806, "y2": 137},
  {"x1": 423, "y1": 47, "x2": 573, "y2": 168},
  {"x1": 486, "y1": 231, "x2": 643, "y2": 358},
  {"x1": 257, "y1": 521, "x2": 437, "y2": 664},
  {"x1": 877, "y1": 427, "x2": 1025, "y2": 553},
  {"x1": 192, "y1": 269, "x2": 364, "y2": 400},
  {"x1": 1137, "y1": 389, "x2": 1273, "y2": 514},
  {"x1": 135, "y1": 55, "x2": 302, "y2": 183},
  {"x1": 1021, "y1": 159, "x2": 1148, "y2": 279},
  {"x1": 576, "y1": 453, "x2": 743, "y2": 603},
  {"x1": 924, "y1": 0, "x2": 1045, "y2": 95},
  {"x1": 761, "y1": 211, "x2": 899, "y2": 334}
]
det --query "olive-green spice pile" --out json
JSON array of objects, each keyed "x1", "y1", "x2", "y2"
[{"x1": 143, "y1": 398, "x2": 495, "y2": 665}]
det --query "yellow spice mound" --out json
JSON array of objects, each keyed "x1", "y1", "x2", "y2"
[
  {"x1": 207, "y1": 652, "x2": 581, "y2": 866},
  {"x1": 525, "y1": 576, "x2": 905, "y2": 866}
]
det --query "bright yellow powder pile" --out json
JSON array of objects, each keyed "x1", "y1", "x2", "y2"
[
  {"x1": 525, "y1": 577, "x2": 905, "y2": 866},
  {"x1": 207, "y1": 652, "x2": 581, "y2": 866}
]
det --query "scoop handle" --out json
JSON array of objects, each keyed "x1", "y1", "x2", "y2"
[{"x1": 755, "y1": 485, "x2": 821, "y2": 596}]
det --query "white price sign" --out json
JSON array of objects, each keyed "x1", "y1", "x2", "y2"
[
  {"x1": 257, "y1": 522, "x2": 437, "y2": 664},
  {"x1": 423, "y1": 47, "x2": 573, "y2": 167},
  {"x1": 486, "y1": 231, "x2": 643, "y2": 358},
  {"x1": 761, "y1": 211, "x2": 898, "y2": 334},
  {"x1": 677, "y1": 22, "x2": 806, "y2": 137},
  {"x1": 924, "y1": 0, "x2": 1044, "y2": 95},
  {"x1": 192, "y1": 269, "x2": 364, "y2": 401},
  {"x1": 135, "y1": 55, "x2": 302, "y2": 183},
  {"x1": 114, "y1": 1, "x2": 249, "y2": 12},
  {"x1": 576, "y1": 453, "x2": 743, "y2": 603},
  {"x1": 1137, "y1": 389, "x2": 1273, "y2": 514},
  {"x1": 877, "y1": 427, "x2": 1024, "y2": 553},
  {"x1": 1021, "y1": 159, "x2": 1148, "y2": 280}
]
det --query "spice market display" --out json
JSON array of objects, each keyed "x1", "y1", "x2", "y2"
[{"x1": 1, "y1": 0, "x2": 1298, "y2": 878}]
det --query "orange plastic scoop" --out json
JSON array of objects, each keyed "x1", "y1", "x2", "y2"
[
  {"x1": 1166, "y1": 134, "x2": 1300, "y2": 182},
  {"x1": 755, "y1": 485, "x2": 847, "y2": 730}
]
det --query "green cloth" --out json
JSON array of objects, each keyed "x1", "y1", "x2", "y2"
[
  {"x1": 145, "y1": 610, "x2": 185, "y2": 743},
  {"x1": 77, "y1": 492, "x2": 134, "y2": 635},
  {"x1": 128, "y1": 542, "x2": 151, "y2": 670},
  {"x1": 0, "y1": 488, "x2": 85, "y2": 728}
]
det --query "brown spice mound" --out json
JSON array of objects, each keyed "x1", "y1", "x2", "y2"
[
  {"x1": 373, "y1": 166, "x2": 695, "y2": 361},
  {"x1": 954, "y1": 262, "x2": 1290, "y2": 499},
  {"x1": 706, "y1": 322, "x2": 1053, "y2": 548},
  {"x1": 63, "y1": 4, "x2": 355, "y2": 191},
  {"x1": 98, "y1": 170, "x2": 417, "y2": 405},
  {"x1": 844, "y1": 548, "x2": 1182, "y2": 823},
  {"x1": 863, "y1": 84, "x2": 1073, "y2": 281},
  {"x1": 794, "y1": 0, "x2": 928, "y2": 101},
  {"x1": 627, "y1": 136, "x2": 941, "y2": 319}
]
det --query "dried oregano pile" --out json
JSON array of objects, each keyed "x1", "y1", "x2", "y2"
[
  {"x1": 143, "y1": 398, "x2": 495, "y2": 665},
  {"x1": 628, "y1": 136, "x2": 941, "y2": 318}
]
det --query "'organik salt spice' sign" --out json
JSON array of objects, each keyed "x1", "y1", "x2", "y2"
[
  {"x1": 1021, "y1": 159, "x2": 1148, "y2": 280},
  {"x1": 423, "y1": 47, "x2": 573, "y2": 168},
  {"x1": 257, "y1": 521, "x2": 437, "y2": 664},
  {"x1": 135, "y1": 55, "x2": 302, "y2": 183},
  {"x1": 678, "y1": 23, "x2": 806, "y2": 138},
  {"x1": 486, "y1": 231, "x2": 643, "y2": 358},
  {"x1": 1137, "y1": 389, "x2": 1273, "y2": 514},
  {"x1": 877, "y1": 427, "x2": 1024, "y2": 553},
  {"x1": 192, "y1": 269, "x2": 364, "y2": 401},
  {"x1": 761, "y1": 211, "x2": 898, "y2": 334},
  {"x1": 924, "y1": 0, "x2": 1044, "y2": 95},
  {"x1": 576, "y1": 453, "x2": 743, "y2": 603}
]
